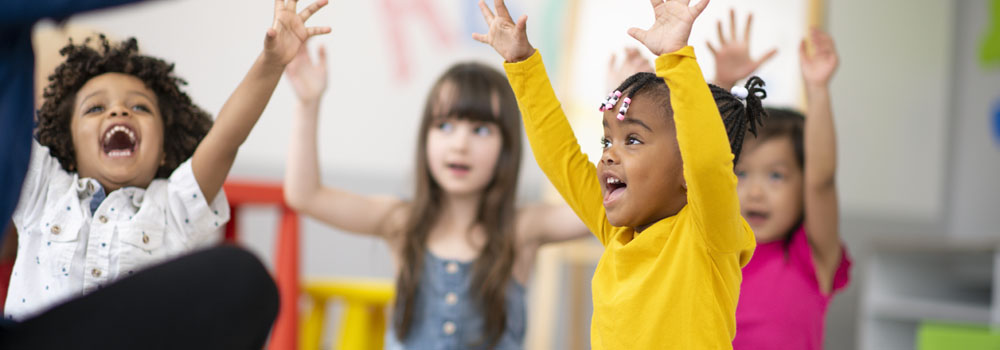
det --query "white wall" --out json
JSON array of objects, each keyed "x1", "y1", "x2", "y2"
[{"x1": 947, "y1": 0, "x2": 1000, "y2": 238}]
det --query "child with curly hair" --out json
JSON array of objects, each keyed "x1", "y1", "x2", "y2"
[{"x1": 4, "y1": 0, "x2": 331, "y2": 321}]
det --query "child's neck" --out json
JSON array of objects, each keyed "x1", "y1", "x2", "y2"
[
  {"x1": 437, "y1": 192, "x2": 482, "y2": 233},
  {"x1": 426, "y1": 192, "x2": 485, "y2": 261}
]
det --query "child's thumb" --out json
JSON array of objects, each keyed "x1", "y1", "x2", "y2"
[{"x1": 627, "y1": 28, "x2": 646, "y2": 46}]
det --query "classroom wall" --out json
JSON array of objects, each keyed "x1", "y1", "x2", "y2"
[{"x1": 46, "y1": 0, "x2": 977, "y2": 347}]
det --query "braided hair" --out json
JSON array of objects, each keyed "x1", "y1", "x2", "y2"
[
  {"x1": 608, "y1": 73, "x2": 768, "y2": 163},
  {"x1": 709, "y1": 76, "x2": 768, "y2": 164}
]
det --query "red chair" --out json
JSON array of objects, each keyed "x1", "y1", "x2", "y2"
[{"x1": 223, "y1": 181, "x2": 300, "y2": 350}]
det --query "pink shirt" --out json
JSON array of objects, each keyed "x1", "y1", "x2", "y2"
[{"x1": 733, "y1": 225, "x2": 851, "y2": 350}]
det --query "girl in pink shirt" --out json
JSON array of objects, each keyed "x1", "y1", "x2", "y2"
[{"x1": 706, "y1": 11, "x2": 852, "y2": 349}]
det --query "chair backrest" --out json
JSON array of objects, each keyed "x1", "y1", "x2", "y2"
[{"x1": 223, "y1": 181, "x2": 300, "y2": 350}]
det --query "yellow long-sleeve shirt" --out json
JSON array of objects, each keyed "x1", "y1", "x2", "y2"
[{"x1": 504, "y1": 47, "x2": 755, "y2": 349}]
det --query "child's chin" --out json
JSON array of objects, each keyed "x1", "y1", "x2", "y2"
[{"x1": 604, "y1": 212, "x2": 628, "y2": 228}]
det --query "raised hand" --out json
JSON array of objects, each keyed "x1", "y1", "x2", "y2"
[
  {"x1": 471, "y1": 0, "x2": 534, "y2": 63},
  {"x1": 285, "y1": 44, "x2": 328, "y2": 104},
  {"x1": 263, "y1": 0, "x2": 332, "y2": 69},
  {"x1": 628, "y1": 0, "x2": 710, "y2": 56},
  {"x1": 607, "y1": 47, "x2": 654, "y2": 90},
  {"x1": 707, "y1": 9, "x2": 777, "y2": 90},
  {"x1": 800, "y1": 28, "x2": 839, "y2": 90}
]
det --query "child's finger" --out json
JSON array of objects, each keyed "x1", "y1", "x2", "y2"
[
  {"x1": 754, "y1": 48, "x2": 778, "y2": 68},
  {"x1": 729, "y1": 9, "x2": 736, "y2": 41},
  {"x1": 647, "y1": 0, "x2": 662, "y2": 10},
  {"x1": 692, "y1": 0, "x2": 710, "y2": 17},
  {"x1": 494, "y1": 0, "x2": 512, "y2": 20},
  {"x1": 298, "y1": 0, "x2": 327, "y2": 21},
  {"x1": 306, "y1": 26, "x2": 331, "y2": 37},
  {"x1": 707, "y1": 41, "x2": 717, "y2": 56},
  {"x1": 716, "y1": 20, "x2": 727, "y2": 45},
  {"x1": 471, "y1": 33, "x2": 489, "y2": 44},
  {"x1": 478, "y1": 1, "x2": 495, "y2": 24},
  {"x1": 744, "y1": 13, "x2": 753, "y2": 43},
  {"x1": 286, "y1": 0, "x2": 299, "y2": 10},
  {"x1": 515, "y1": 14, "x2": 528, "y2": 33},
  {"x1": 275, "y1": 0, "x2": 284, "y2": 14},
  {"x1": 317, "y1": 45, "x2": 328, "y2": 69},
  {"x1": 627, "y1": 27, "x2": 647, "y2": 47}
]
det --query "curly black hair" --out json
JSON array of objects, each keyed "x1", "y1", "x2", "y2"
[
  {"x1": 36, "y1": 34, "x2": 212, "y2": 178},
  {"x1": 609, "y1": 73, "x2": 768, "y2": 163}
]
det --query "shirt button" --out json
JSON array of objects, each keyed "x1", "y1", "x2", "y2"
[
  {"x1": 445, "y1": 292, "x2": 458, "y2": 305},
  {"x1": 50, "y1": 225, "x2": 61, "y2": 235},
  {"x1": 99, "y1": 216, "x2": 108, "y2": 224},
  {"x1": 442, "y1": 321, "x2": 456, "y2": 335},
  {"x1": 91, "y1": 268, "x2": 101, "y2": 278},
  {"x1": 142, "y1": 234, "x2": 150, "y2": 244},
  {"x1": 445, "y1": 262, "x2": 459, "y2": 274}
]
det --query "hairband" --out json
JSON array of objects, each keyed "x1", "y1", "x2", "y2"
[
  {"x1": 616, "y1": 97, "x2": 631, "y2": 121},
  {"x1": 730, "y1": 86, "x2": 749, "y2": 100},
  {"x1": 599, "y1": 91, "x2": 622, "y2": 112}
]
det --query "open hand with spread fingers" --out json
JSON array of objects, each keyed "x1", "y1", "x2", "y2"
[
  {"x1": 707, "y1": 9, "x2": 778, "y2": 90},
  {"x1": 628, "y1": 0, "x2": 711, "y2": 56},
  {"x1": 263, "y1": 0, "x2": 332, "y2": 69},
  {"x1": 800, "y1": 28, "x2": 839, "y2": 90},
  {"x1": 471, "y1": 0, "x2": 534, "y2": 63},
  {"x1": 286, "y1": 44, "x2": 328, "y2": 104}
]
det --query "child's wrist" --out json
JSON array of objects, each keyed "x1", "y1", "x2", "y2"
[
  {"x1": 804, "y1": 81, "x2": 830, "y2": 94},
  {"x1": 506, "y1": 46, "x2": 535, "y2": 63}
]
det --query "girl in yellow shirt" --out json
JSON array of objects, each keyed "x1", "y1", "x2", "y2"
[{"x1": 474, "y1": 0, "x2": 766, "y2": 348}]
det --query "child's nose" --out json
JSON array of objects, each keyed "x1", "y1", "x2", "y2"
[
  {"x1": 601, "y1": 147, "x2": 619, "y2": 165},
  {"x1": 449, "y1": 127, "x2": 471, "y2": 151},
  {"x1": 108, "y1": 105, "x2": 130, "y2": 117}
]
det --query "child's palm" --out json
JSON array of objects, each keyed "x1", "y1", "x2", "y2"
[
  {"x1": 708, "y1": 11, "x2": 777, "y2": 89},
  {"x1": 800, "y1": 29, "x2": 838, "y2": 87},
  {"x1": 629, "y1": 0, "x2": 710, "y2": 56},
  {"x1": 265, "y1": 0, "x2": 331, "y2": 67},
  {"x1": 286, "y1": 45, "x2": 328, "y2": 102},
  {"x1": 472, "y1": 0, "x2": 533, "y2": 63}
]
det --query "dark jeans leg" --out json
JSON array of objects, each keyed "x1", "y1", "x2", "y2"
[{"x1": 0, "y1": 245, "x2": 279, "y2": 349}]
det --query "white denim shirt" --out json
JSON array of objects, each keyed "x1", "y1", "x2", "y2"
[{"x1": 4, "y1": 141, "x2": 229, "y2": 320}]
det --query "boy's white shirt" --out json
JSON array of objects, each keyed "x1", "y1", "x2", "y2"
[{"x1": 4, "y1": 140, "x2": 229, "y2": 321}]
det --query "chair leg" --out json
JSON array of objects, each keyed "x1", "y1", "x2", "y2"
[{"x1": 300, "y1": 297, "x2": 327, "y2": 350}]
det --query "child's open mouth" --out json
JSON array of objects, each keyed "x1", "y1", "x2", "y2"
[
  {"x1": 447, "y1": 163, "x2": 471, "y2": 177},
  {"x1": 102, "y1": 123, "x2": 139, "y2": 158},
  {"x1": 745, "y1": 210, "x2": 769, "y2": 226},
  {"x1": 604, "y1": 176, "x2": 627, "y2": 205}
]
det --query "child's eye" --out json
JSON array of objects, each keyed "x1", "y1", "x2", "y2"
[
  {"x1": 473, "y1": 125, "x2": 491, "y2": 136},
  {"x1": 437, "y1": 121, "x2": 454, "y2": 132},
  {"x1": 769, "y1": 172, "x2": 785, "y2": 181},
  {"x1": 85, "y1": 105, "x2": 104, "y2": 114},
  {"x1": 132, "y1": 104, "x2": 151, "y2": 113},
  {"x1": 600, "y1": 137, "x2": 611, "y2": 149},
  {"x1": 735, "y1": 170, "x2": 747, "y2": 179},
  {"x1": 626, "y1": 136, "x2": 642, "y2": 145}
]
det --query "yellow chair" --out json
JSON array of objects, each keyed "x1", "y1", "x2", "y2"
[{"x1": 300, "y1": 278, "x2": 395, "y2": 350}]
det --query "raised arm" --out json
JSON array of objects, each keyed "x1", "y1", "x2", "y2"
[
  {"x1": 282, "y1": 44, "x2": 407, "y2": 238},
  {"x1": 474, "y1": 0, "x2": 612, "y2": 244},
  {"x1": 191, "y1": 0, "x2": 331, "y2": 204},
  {"x1": 800, "y1": 29, "x2": 842, "y2": 289},
  {"x1": 631, "y1": 0, "x2": 752, "y2": 253},
  {"x1": 706, "y1": 9, "x2": 777, "y2": 90},
  {"x1": 518, "y1": 203, "x2": 592, "y2": 247}
]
